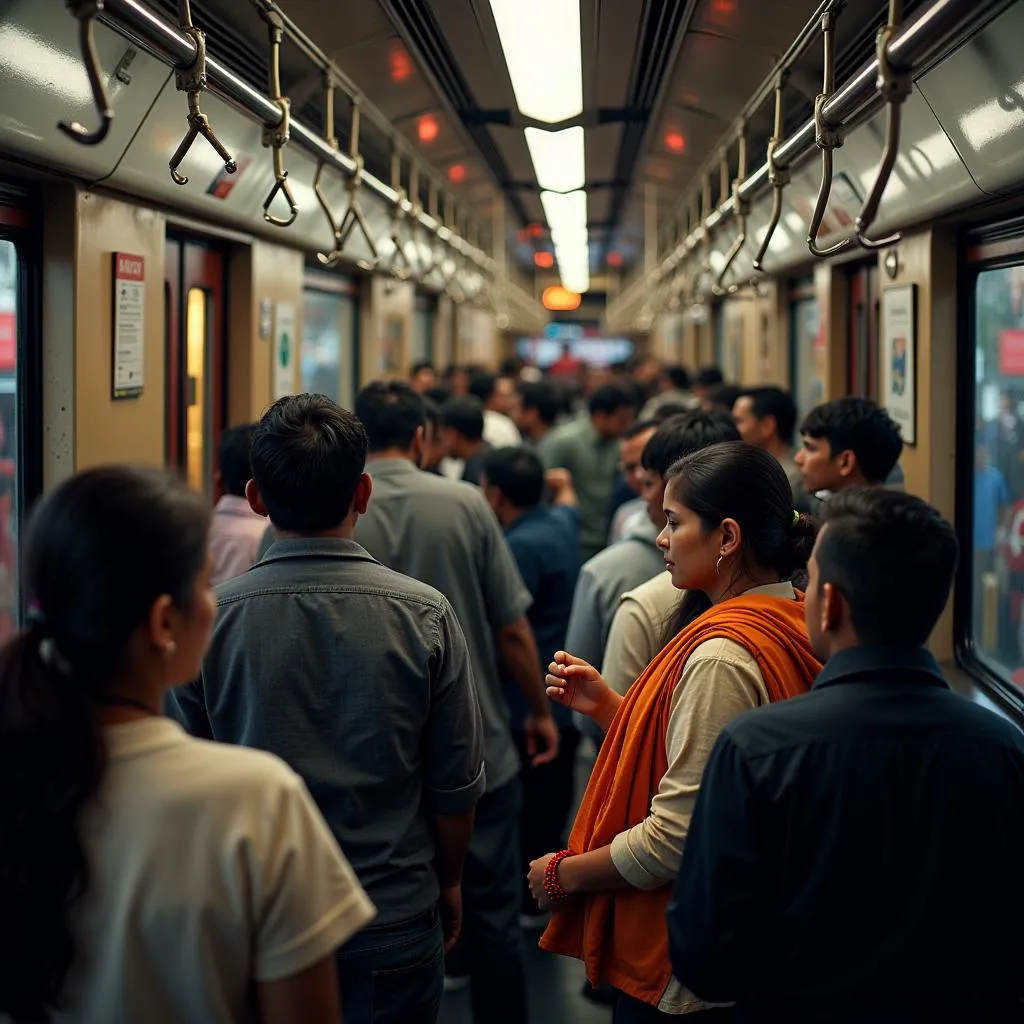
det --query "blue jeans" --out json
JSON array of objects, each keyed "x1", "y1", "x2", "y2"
[{"x1": 336, "y1": 905, "x2": 444, "y2": 1024}]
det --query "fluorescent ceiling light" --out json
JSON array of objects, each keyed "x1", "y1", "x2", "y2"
[
  {"x1": 525, "y1": 126, "x2": 585, "y2": 194},
  {"x1": 489, "y1": 0, "x2": 582, "y2": 123},
  {"x1": 541, "y1": 189, "x2": 588, "y2": 237},
  {"x1": 555, "y1": 242, "x2": 590, "y2": 294}
]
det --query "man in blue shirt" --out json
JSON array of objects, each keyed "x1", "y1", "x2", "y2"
[{"x1": 480, "y1": 447, "x2": 581, "y2": 926}]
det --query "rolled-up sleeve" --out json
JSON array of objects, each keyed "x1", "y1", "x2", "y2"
[
  {"x1": 424, "y1": 598, "x2": 487, "y2": 814},
  {"x1": 610, "y1": 639, "x2": 766, "y2": 890}
]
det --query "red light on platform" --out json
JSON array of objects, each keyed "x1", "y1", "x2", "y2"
[
  {"x1": 534, "y1": 251, "x2": 554, "y2": 269},
  {"x1": 665, "y1": 132, "x2": 686, "y2": 154},
  {"x1": 543, "y1": 286, "x2": 581, "y2": 312},
  {"x1": 447, "y1": 163, "x2": 466, "y2": 185},
  {"x1": 389, "y1": 45, "x2": 413, "y2": 83},
  {"x1": 527, "y1": 222, "x2": 544, "y2": 239},
  {"x1": 417, "y1": 115, "x2": 439, "y2": 144},
  {"x1": 607, "y1": 250, "x2": 623, "y2": 268}
]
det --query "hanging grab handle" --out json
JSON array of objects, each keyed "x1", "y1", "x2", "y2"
[
  {"x1": 714, "y1": 124, "x2": 750, "y2": 296},
  {"x1": 753, "y1": 72, "x2": 790, "y2": 272},
  {"x1": 168, "y1": 0, "x2": 236, "y2": 185},
  {"x1": 260, "y1": 11, "x2": 298, "y2": 228},
  {"x1": 313, "y1": 74, "x2": 345, "y2": 265},
  {"x1": 807, "y1": 11, "x2": 852, "y2": 259},
  {"x1": 58, "y1": 0, "x2": 114, "y2": 145},
  {"x1": 409, "y1": 161, "x2": 435, "y2": 277},
  {"x1": 854, "y1": 0, "x2": 911, "y2": 250},
  {"x1": 382, "y1": 151, "x2": 416, "y2": 281}
]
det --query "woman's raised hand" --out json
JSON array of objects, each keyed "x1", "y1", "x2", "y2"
[{"x1": 546, "y1": 651, "x2": 615, "y2": 721}]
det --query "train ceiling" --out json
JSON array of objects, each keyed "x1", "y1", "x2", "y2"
[{"x1": 164, "y1": 0, "x2": 914, "y2": 285}]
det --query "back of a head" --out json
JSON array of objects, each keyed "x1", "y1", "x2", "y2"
[
  {"x1": 441, "y1": 396, "x2": 485, "y2": 442},
  {"x1": 642, "y1": 411, "x2": 741, "y2": 477},
  {"x1": 251, "y1": 393, "x2": 368, "y2": 533},
  {"x1": 519, "y1": 381, "x2": 559, "y2": 426},
  {"x1": 741, "y1": 386, "x2": 798, "y2": 445},
  {"x1": 355, "y1": 380, "x2": 426, "y2": 453},
  {"x1": 696, "y1": 366, "x2": 724, "y2": 389},
  {"x1": 218, "y1": 423, "x2": 258, "y2": 497},
  {"x1": 705, "y1": 384, "x2": 743, "y2": 414},
  {"x1": 411, "y1": 360, "x2": 433, "y2": 378},
  {"x1": 666, "y1": 365, "x2": 691, "y2": 391},
  {"x1": 468, "y1": 372, "x2": 497, "y2": 405},
  {"x1": 800, "y1": 396, "x2": 903, "y2": 483},
  {"x1": 0, "y1": 466, "x2": 209, "y2": 1022},
  {"x1": 818, "y1": 487, "x2": 958, "y2": 646},
  {"x1": 481, "y1": 446, "x2": 544, "y2": 509},
  {"x1": 588, "y1": 379, "x2": 636, "y2": 417},
  {"x1": 666, "y1": 440, "x2": 817, "y2": 581}
]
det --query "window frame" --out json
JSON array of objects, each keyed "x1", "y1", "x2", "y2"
[{"x1": 954, "y1": 214, "x2": 1024, "y2": 716}]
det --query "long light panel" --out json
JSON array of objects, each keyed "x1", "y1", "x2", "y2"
[
  {"x1": 488, "y1": 0, "x2": 583, "y2": 123},
  {"x1": 541, "y1": 189, "x2": 589, "y2": 293},
  {"x1": 524, "y1": 126, "x2": 585, "y2": 194}
]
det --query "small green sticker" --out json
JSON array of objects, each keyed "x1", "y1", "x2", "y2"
[{"x1": 279, "y1": 332, "x2": 290, "y2": 367}]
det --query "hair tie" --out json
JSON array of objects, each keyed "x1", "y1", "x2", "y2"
[{"x1": 793, "y1": 510, "x2": 800, "y2": 526}]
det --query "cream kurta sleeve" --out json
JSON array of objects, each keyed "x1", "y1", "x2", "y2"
[
  {"x1": 602, "y1": 595, "x2": 661, "y2": 696},
  {"x1": 609, "y1": 637, "x2": 769, "y2": 891}
]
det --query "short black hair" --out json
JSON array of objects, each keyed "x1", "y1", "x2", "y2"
[
  {"x1": 441, "y1": 396, "x2": 485, "y2": 441},
  {"x1": 218, "y1": 423, "x2": 257, "y2": 496},
  {"x1": 251, "y1": 394, "x2": 368, "y2": 532},
  {"x1": 355, "y1": 381, "x2": 426, "y2": 452},
  {"x1": 519, "y1": 381, "x2": 559, "y2": 426},
  {"x1": 468, "y1": 372, "x2": 497, "y2": 404},
  {"x1": 423, "y1": 397, "x2": 442, "y2": 426},
  {"x1": 706, "y1": 384, "x2": 742, "y2": 413},
  {"x1": 665, "y1": 365, "x2": 691, "y2": 390},
  {"x1": 411, "y1": 360, "x2": 434, "y2": 377},
  {"x1": 737, "y1": 386, "x2": 798, "y2": 444},
  {"x1": 818, "y1": 487, "x2": 958, "y2": 645},
  {"x1": 424, "y1": 385, "x2": 452, "y2": 407},
  {"x1": 589, "y1": 380, "x2": 636, "y2": 417},
  {"x1": 800, "y1": 396, "x2": 903, "y2": 483},
  {"x1": 481, "y1": 447, "x2": 544, "y2": 508},
  {"x1": 642, "y1": 411, "x2": 740, "y2": 477},
  {"x1": 624, "y1": 418, "x2": 660, "y2": 441},
  {"x1": 696, "y1": 366, "x2": 724, "y2": 388},
  {"x1": 654, "y1": 402, "x2": 694, "y2": 422}
]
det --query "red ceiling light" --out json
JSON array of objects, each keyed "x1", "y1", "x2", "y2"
[
  {"x1": 543, "y1": 286, "x2": 582, "y2": 312},
  {"x1": 527, "y1": 222, "x2": 545, "y2": 239},
  {"x1": 665, "y1": 131, "x2": 686, "y2": 154},
  {"x1": 447, "y1": 163, "x2": 466, "y2": 185},
  {"x1": 607, "y1": 250, "x2": 623, "y2": 268},
  {"x1": 417, "y1": 114, "x2": 439, "y2": 144},
  {"x1": 534, "y1": 251, "x2": 554, "y2": 269},
  {"x1": 389, "y1": 45, "x2": 414, "y2": 83},
  {"x1": 712, "y1": 0, "x2": 737, "y2": 14}
]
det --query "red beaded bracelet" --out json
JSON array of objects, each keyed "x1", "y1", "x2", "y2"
[{"x1": 543, "y1": 849, "x2": 574, "y2": 904}]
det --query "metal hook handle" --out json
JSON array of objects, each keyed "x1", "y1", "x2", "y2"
[
  {"x1": 168, "y1": 6, "x2": 236, "y2": 185},
  {"x1": 714, "y1": 127, "x2": 749, "y2": 295},
  {"x1": 313, "y1": 75, "x2": 345, "y2": 265},
  {"x1": 853, "y1": 8, "x2": 911, "y2": 251},
  {"x1": 58, "y1": 0, "x2": 114, "y2": 146},
  {"x1": 260, "y1": 13, "x2": 298, "y2": 228},
  {"x1": 753, "y1": 73, "x2": 790, "y2": 272}
]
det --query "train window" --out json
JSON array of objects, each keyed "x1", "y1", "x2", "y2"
[
  {"x1": 0, "y1": 239, "x2": 20, "y2": 642},
  {"x1": 971, "y1": 263, "x2": 1024, "y2": 686},
  {"x1": 302, "y1": 287, "x2": 358, "y2": 408},
  {"x1": 412, "y1": 293, "x2": 435, "y2": 365},
  {"x1": 791, "y1": 291, "x2": 824, "y2": 421}
]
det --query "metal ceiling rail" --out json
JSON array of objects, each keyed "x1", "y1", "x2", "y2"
[
  {"x1": 652, "y1": 0, "x2": 1016, "y2": 281},
  {"x1": 96, "y1": 0, "x2": 496, "y2": 274}
]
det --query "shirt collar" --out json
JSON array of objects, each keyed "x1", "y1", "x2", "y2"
[
  {"x1": 215, "y1": 494, "x2": 262, "y2": 518},
  {"x1": 104, "y1": 717, "x2": 188, "y2": 760},
  {"x1": 366, "y1": 456, "x2": 420, "y2": 477},
  {"x1": 743, "y1": 580, "x2": 796, "y2": 600},
  {"x1": 257, "y1": 536, "x2": 380, "y2": 567},
  {"x1": 506, "y1": 505, "x2": 548, "y2": 535},
  {"x1": 813, "y1": 645, "x2": 949, "y2": 691}
]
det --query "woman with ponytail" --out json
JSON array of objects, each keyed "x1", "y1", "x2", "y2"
[
  {"x1": 0, "y1": 466, "x2": 374, "y2": 1024},
  {"x1": 528, "y1": 442, "x2": 822, "y2": 1022}
]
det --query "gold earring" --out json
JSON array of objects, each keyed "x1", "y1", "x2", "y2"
[
  {"x1": 716, "y1": 554, "x2": 724, "y2": 576},
  {"x1": 163, "y1": 641, "x2": 177, "y2": 661}
]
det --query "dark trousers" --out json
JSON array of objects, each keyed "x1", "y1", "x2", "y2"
[
  {"x1": 614, "y1": 990, "x2": 732, "y2": 1023},
  {"x1": 336, "y1": 905, "x2": 444, "y2": 1024},
  {"x1": 513, "y1": 726, "x2": 580, "y2": 910},
  {"x1": 448, "y1": 778, "x2": 528, "y2": 1024}
]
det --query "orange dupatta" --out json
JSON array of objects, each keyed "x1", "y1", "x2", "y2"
[{"x1": 539, "y1": 592, "x2": 822, "y2": 1006}]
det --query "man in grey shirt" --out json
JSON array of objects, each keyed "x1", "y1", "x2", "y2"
[
  {"x1": 354, "y1": 381, "x2": 558, "y2": 1024},
  {"x1": 168, "y1": 395, "x2": 485, "y2": 1024}
]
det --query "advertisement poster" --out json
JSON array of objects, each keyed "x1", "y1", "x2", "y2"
[
  {"x1": 881, "y1": 284, "x2": 916, "y2": 446},
  {"x1": 112, "y1": 252, "x2": 145, "y2": 399}
]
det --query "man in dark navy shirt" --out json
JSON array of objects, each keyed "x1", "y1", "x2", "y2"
[
  {"x1": 480, "y1": 447, "x2": 582, "y2": 924},
  {"x1": 669, "y1": 487, "x2": 1024, "y2": 1023}
]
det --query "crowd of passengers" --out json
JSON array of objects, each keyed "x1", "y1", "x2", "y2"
[{"x1": 2, "y1": 353, "x2": 1023, "y2": 1024}]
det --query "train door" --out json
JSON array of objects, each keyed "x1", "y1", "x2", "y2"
[
  {"x1": 165, "y1": 237, "x2": 226, "y2": 497},
  {"x1": 789, "y1": 278, "x2": 822, "y2": 420},
  {"x1": 847, "y1": 261, "x2": 880, "y2": 399}
]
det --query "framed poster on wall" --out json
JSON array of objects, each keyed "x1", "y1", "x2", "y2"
[{"x1": 880, "y1": 284, "x2": 916, "y2": 446}]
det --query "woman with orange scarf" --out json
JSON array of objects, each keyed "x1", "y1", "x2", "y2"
[{"x1": 527, "y1": 442, "x2": 823, "y2": 1023}]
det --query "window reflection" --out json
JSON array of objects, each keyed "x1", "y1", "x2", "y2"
[
  {"x1": 792, "y1": 294, "x2": 824, "y2": 421},
  {"x1": 302, "y1": 289, "x2": 356, "y2": 407},
  {"x1": 0, "y1": 240, "x2": 18, "y2": 642},
  {"x1": 973, "y1": 263, "x2": 1024, "y2": 682}
]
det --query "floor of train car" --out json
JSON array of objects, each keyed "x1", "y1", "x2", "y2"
[{"x1": 438, "y1": 740, "x2": 612, "y2": 1024}]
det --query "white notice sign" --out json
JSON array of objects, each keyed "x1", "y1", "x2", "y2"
[
  {"x1": 273, "y1": 300, "x2": 296, "y2": 400},
  {"x1": 113, "y1": 252, "x2": 145, "y2": 399}
]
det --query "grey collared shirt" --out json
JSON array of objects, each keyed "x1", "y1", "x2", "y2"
[
  {"x1": 355, "y1": 458, "x2": 532, "y2": 793},
  {"x1": 167, "y1": 538, "x2": 485, "y2": 926}
]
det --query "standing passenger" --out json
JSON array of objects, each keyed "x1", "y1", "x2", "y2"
[
  {"x1": 354, "y1": 381, "x2": 559, "y2": 1024},
  {"x1": 209, "y1": 423, "x2": 267, "y2": 585},
  {"x1": 169, "y1": 395, "x2": 485, "y2": 1024},
  {"x1": 440, "y1": 396, "x2": 492, "y2": 486},
  {"x1": 669, "y1": 488, "x2": 1024, "y2": 1021},
  {"x1": 1, "y1": 466, "x2": 374, "y2": 1024}
]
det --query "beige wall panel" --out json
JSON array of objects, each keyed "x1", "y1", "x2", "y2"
[
  {"x1": 814, "y1": 262, "x2": 849, "y2": 401},
  {"x1": 362, "y1": 276, "x2": 414, "y2": 381},
  {"x1": 74, "y1": 191, "x2": 166, "y2": 470}
]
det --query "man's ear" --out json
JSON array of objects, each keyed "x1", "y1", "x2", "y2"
[
  {"x1": 836, "y1": 449, "x2": 857, "y2": 479},
  {"x1": 245, "y1": 479, "x2": 269, "y2": 518},
  {"x1": 821, "y1": 581, "x2": 844, "y2": 634},
  {"x1": 352, "y1": 473, "x2": 372, "y2": 516}
]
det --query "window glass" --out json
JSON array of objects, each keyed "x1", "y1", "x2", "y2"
[
  {"x1": 0, "y1": 240, "x2": 19, "y2": 642},
  {"x1": 411, "y1": 303, "x2": 433, "y2": 365},
  {"x1": 302, "y1": 289, "x2": 356, "y2": 407},
  {"x1": 972, "y1": 263, "x2": 1024, "y2": 683},
  {"x1": 791, "y1": 295, "x2": 824, "y2": 421}
]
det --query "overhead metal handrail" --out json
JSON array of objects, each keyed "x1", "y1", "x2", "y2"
[
  {"x1": 714, "y1": 123, "x2": 749, "y2": 295},
  {"x1": 167, "y1": 0, "x2": 236, "y2": 184},
  {"x1": 258, "y1": 10, "x2": 298, "y2": 227},
  {"x1": 807, "y1": 9, "x2": 852, "y2": 258},
  {"x1": 752, "y1": 72, "x2": 790, "y2": 271},
  {"x1": 58, "y1": 0, "x2": 115, "y2": 145},
  {"x1": 853, "y1": 0, "x2": 911, "y2": 249}
]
